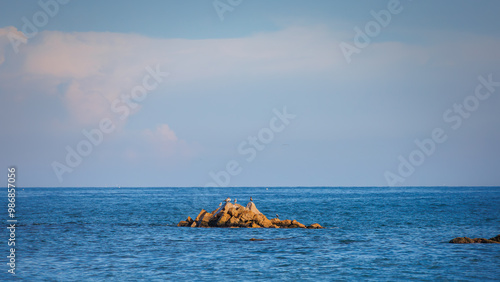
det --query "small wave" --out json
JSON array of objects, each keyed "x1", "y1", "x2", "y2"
[{"x1": 339, "y1": 239, "x2": 362, "y2": 244}]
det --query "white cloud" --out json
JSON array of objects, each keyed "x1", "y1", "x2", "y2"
[
  {"x1": 1, "y1": 24, "x2": 500, "y2": 152},
  {"x1": 0, "y1": 25, "x2": 345, "y2": 128},
  {"x1": 144, "y1": 124, "x2": 178, "y2": 143},
  {"x1": 0, "y1": 26, "x2": 27, "y2": 65}
]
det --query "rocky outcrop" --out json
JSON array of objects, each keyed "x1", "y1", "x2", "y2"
[
  {"x1": 449, "y1": 234, "x2": 500, "y2": 244},
  {"x1": 177, "y1": 200, "x2": 323, "y2": 229}
]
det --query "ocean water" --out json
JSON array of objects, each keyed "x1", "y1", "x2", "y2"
[{"x1": 2, "y1": 187, "x2": 500, "y2": 281}]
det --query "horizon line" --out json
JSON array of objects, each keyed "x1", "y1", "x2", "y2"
[{"x1": 5, "y1": 185, "x2": 500, "y2": 189}]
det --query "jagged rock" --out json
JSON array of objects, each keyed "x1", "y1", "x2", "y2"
[
  {"x1": 239, "y1": 222, "x2": 251, "y2": 228},
  {"x1": 177, "y1": 220, "x2": 189, "y2": 227},
  {"x1": 292, "y1": 220, "x2": 306, "y2": 228},
  {"x1": 228, "y1": 206, "x2": 243, "y2": 218},
  {"x1": 208, "y1": 216, "x2": 219, "y2": 227},
  {"x1": 277, "y1": 219, "x2": 292, "y2": 228},
  {"x1": 216, "y1": 213, "x2": 231, "y2": 227},
  {"x1": 491, "y1": 235, "x2": 500, "y2": 242},
  {"x1": 222, "y1": 202, "x2": 234, "y2": 212},
  {"x1": 449, "y1": 235, "x2": 500, "y2": 244},
  {"x1": 254, "y1": 214, "x2": 273, "y2": 228},
  {"x1": 177, "y1": 215, "x2": 195, "y2": 227},
  {"x1": 177, "y1": 199, "x2": 323, "y2": 229},
  {"x1": 245, "y1": 202, "x2": 262, "y2": 214},
  {"x1": 228, "y1": 216, "x2": 240, "y2": 227},
  {"x1": 240, "y1": 210, "x2": 255, "y2": 222},
  {"x1": 194, "y1": 209, "x2": 208, "y2": 222},
  {"x1": 198, "y1": 212, "x2": 213, "y2": 227}
]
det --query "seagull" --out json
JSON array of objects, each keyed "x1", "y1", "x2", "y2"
[
  {"x1": 276, "y1": 214, "x2": 279, "y2": 219},
  {"x1": 250, "y1": 197, "x2": 253, "y2": 202},
  {"x1": 234, "y1": 198, "x2": 237, "y2": 204},
  {"x1": 219, "y1": 202, "x2": 222, "y2": 207},
  {"x1": 225, "y1": 197, "x2": 231, "y2": 203}
]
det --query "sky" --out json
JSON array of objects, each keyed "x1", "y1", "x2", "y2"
[{"x1": 1, "y1": 0, "x2": 500, "y2": 187}]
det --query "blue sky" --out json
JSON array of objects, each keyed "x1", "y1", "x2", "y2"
[{"x1": 1, "y1": 0, "x2": 500, "y2": 187}]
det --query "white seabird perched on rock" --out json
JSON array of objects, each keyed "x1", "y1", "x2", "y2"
[
  {"x1": 225, "y1": 197, "x2": 231, "y2": 203},
  {"x1": 250, "y1": 197, "x2": 253, "y2": 202},
  {"x1": 219, "y1": 202, "x2": 222, "y2": 207},
  {"x1": 234, "y1": 198, "x2": 237, "y2": 204}
]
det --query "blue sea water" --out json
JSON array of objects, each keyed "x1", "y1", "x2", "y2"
[{"x1": 2, "y1": 187, "x2": 499, "y2": 281}]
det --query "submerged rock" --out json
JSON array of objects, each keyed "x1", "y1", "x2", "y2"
[
  {"x1": 307, "y1": 223, "x2": 323, "y2": 229},
  {"x1": 449, "y1": 235, "x2": 500, "y2": 244},
  {"x1": 177, "y1": 199, "x2": 324, "y2": 229}
]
